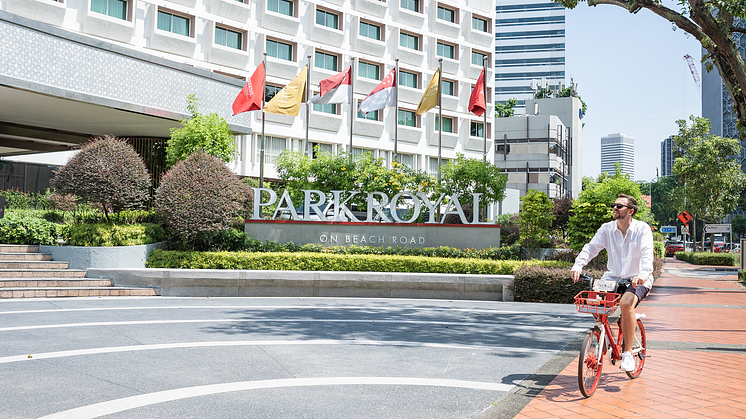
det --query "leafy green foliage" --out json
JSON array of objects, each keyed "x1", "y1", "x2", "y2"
[
  {"x1": 640, "y1": 175, "x2": 683, "y2": 228},
  {"x1": 496, "y1": 214, "x2": 520, "y2": 246},
  {"x1": 513, "y1": 265, "x2": 602, "y2": 303},
  {"x1": 438, "y1": 154, "x2": 507, "y2": 215},
  {"x1": 495, "y1": 98, "x2": 517, "y2": 118},
  {"x1": 0, "y1": 212, "x2": 61, "y2": 245},
  {"x1": 146, "y1": 249, "x2": 567, "y2": 273},
  {"x1": 166, "y1": 94, "x2": 237, "y2": 168},
  {"x1": 567, "y1": 166, "x2": 650, "y2": 251},
  {"x1": 675, "y1": 251, "x2": 736, "y2": 266},
  {"x1": 519, "y1": 190, "x2": 554, "y2": 250},
  {"x1": 155, "y1": 151, "x2": 249, "y2": 250},
  {"x1": 64, "y1": 223, "x2": 165, "y2": 246},
  {"x1": 732, "y1": 215, "x2": 746, "y2": 238},
  {"x1": 672, "y1": 116, "x2": 746, "y2": 224},
  {"x1": 551, "y1": 196, "x2": 573, "y2": 241},
  {"x1": 50, "y1": 136, "x2": 151, "y2": 217},
  {"x1": 0, "y1": 189, "x2": 53, "y2": 210}
]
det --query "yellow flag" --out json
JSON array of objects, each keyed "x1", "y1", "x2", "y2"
[
  {"x1": 264, "y1": 65, "x2": 307, "y2": 116},
  {"x1": 415, "y1": 68, "x2": 440, "y2": 115}
]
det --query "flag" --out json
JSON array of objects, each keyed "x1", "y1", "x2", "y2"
[
  {"x1": 309, "y1": 66, "x2": 351, "y2": 105},
  {"x1": 232, "y1": 63, "x2": 265, "y2": 115},
  {"x1": 468, "y1": 67, "x2": 486, "y2": 117},
  {"x1": 358, "y1": 68, "x2": 396, "y2": 114},
  {"x1": 264, "y1": 65, "x2": 307, "y2": 116},
  {"x1": 415, "y1": 68, "x2": 440, "y2": 115}
]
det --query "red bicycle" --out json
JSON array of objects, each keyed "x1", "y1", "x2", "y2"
[{"x1": 574, "y1": 273, "x2": 647, "y2": 398}]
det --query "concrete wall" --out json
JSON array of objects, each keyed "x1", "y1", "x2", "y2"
[
  {"x1": 86, "y1": 268, "x2": 515, "y2": 301},
  {"x1": 40, "y1": 243, "x2": 165, "y2": 270}
]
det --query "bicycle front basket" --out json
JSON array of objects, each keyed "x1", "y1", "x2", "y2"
[{"x1": 574, "y1": 291, "x2": 621, "y2": 315}]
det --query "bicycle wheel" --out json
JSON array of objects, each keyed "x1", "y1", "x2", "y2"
[
  {"x1": 578, "y1": 327, "x2": 603, "y2": 397},
  {"x1": 625, "y1": 319, "x2": 646, "y2": 379}
]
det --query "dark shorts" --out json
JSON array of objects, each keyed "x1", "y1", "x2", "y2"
[{"x1": 623, "y1": 284, "x2": 650, "y2": 307}]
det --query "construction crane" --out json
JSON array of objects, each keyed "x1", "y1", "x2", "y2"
[{"x1": 684, "y1": 54, "x2": 702, "y2": 96}]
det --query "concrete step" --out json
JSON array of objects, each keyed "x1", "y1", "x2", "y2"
[
  {"x1": 0, "y1": 253, "x2": 52, "y2": 261},
  {"x1": 0, "y1": 261, "x2": 68, "y2": 269},
  {"x1": 0, "y1": 287, "x2": 160, "y2": 298},
  {"x1": 0, "y1": 244, "x2": 40, "y2": 253},
  {"x1": 0, "y1": 278, "x2": 114, "y2": 288},
  {"x1": 0, "y1": 269, "x2": 87, "y2": 278}
]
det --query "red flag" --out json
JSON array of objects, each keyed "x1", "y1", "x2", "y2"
[
  {"x1": 468, "y1": 67, "x2": 486, "y2": 117},
  {"x1": 232, "y1": 62, "x2": 265, "y2": 115},
  {"x1": 358, "y1": 68, "x2": 396, "y2": 114},
  {"x1": 310, "y1": 66, "x2": 352, "y2": 104}
]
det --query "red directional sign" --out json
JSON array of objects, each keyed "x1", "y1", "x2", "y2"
[{"x1": 677, "y1": 211, "x2": 692, "y2": 224}]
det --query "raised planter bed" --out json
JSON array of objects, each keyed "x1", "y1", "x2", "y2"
[{"x1": 39, "y1": 242, "x2": 166, "y2": 270}]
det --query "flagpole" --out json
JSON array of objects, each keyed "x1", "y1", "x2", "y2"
[
  {"x1": 394, "y1": 58, "x2": 399, "y2": 165},
  {"x1": 482, "y1": 56, "x2": 488, "y2": 162},
  {"x1": 349, "y1": 59, "x2": 355, "y2": 164},
  {"x1": 260, "y1": 52, "x2": 267, "y2": 188},
  {"x1": 438, "y1": 58, "x2": 443, "y2": 185},
  {"x1": 305, "y1": 55, "x2": 311, "y2": 157}
]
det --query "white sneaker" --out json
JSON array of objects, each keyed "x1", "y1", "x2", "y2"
[{"x1": 620, "y1": 351, "x2": 635, "y2": 371}]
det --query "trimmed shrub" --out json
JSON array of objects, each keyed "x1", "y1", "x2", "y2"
[
  {"x1": 50, "y1": 136, "x2": 151, "y2": 215},
  {"x1": 0, "y1": 189, "x2": 53, "y2": 210},
  {"x1": 675, "y1": 252, "x2": 736, "y2": 266},
  {"x1": 739, "y1": 270, "x2": 746, "y2": 284},
  {"x1": 46, "y1": 192, "x2": 77, "y2": 211},
  {"x1": 0, "y1": 213, "x2": 60, "y2": 245},
  {"x1": 653, "y1": 241, "x2": 665, "y2": 259},
  {"x1": 146, "y1": 249, "x2": 569, "y2": 273},
  {"x1": 155, "y1": 151, "x2": 249, "y2": 250},
  {"x1": 513, "y1": 266, "x2": 605, "y2": 303},
  {"x1": 64, "y1": 223, "x2": 166, "y2": 246}
]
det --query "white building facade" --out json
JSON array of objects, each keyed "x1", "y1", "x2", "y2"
[
  {"x1": 0, "y1": 0, "x2": 495, "y2": 179},
  {"x1": 494, "y1": 0, "x2": 565, "y2": 114},
  {"x1": 600, "y1": 133, "x2": 634, "y2": 179}
]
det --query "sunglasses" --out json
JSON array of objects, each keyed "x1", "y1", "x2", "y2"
[{"x1": 611, "y1": 204, "x2": 630, "y2": 209}]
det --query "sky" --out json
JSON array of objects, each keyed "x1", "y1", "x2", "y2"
[{"x1": 564, "y1": 2, "x2": 703, "y2": 182}]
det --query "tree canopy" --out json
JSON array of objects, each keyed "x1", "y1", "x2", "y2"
[
  {"x1": 519, "y1": 190, "x2": 555, "y2": 250},
  {"x1": 555, "y1": 0, "x2": 746, "y2": 131}
]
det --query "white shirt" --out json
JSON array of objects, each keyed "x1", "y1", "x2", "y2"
[{"x1": 571, "y1": 218, "x2": 655, "y2": 289}]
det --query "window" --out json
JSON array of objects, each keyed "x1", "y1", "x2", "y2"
[
  {"x1": 268, "y1": 0, "x2": 293, "y2": 16},
  {"x1": 157, "y1": 11, "x2": 189, "y2": 36},
  {"x1": 215, "y1": 27, "x2": 242, "y2": 50},
  {"x1": 267, "y1": 39, "x2": 293, "y2": 61},
  {"x1": 400, "y1": 32, "x2": 419, "y2": 51},
  {"x1": 435, "y1": 116, "x2": 453, "y2": 133},
  {"x1": 91, "y1": 0, "x2": 127, "y2": 20},
  {"x1": 400, "y1": 71, "x2": 418, "y2": 88},
  {"x1": 398, "y1": 109, "x2": 416, "y2": 127},
  {"x1": 359, "y1": 61, "x2": 380, "y2": 80},
  {"x1": 265, "y1": 85, "x2": 282, "y2": 102},
  {"x1": 470, "y1": 121, "x2": 484, "y2": 137},
  {"x1": 397, "y1": 153, "x2": 414, "y2": 170},
  {"x1": 442, "y1": 79, "x2": 455, "y2": 96},
  {"x1": 495, "y1": 144, "x2": 511, "y2": 154},
  {"x1": 429, "y1": 157, "x2": 450, "y2": 177},
  {"x1": 359, "y1": 21, "x2": 381, "y2": 41},
  {"x1": 400, "y1": 0, "x2": 419, "y2": 13},
  {"x1": 313, "y1": 103, "x2": 337, "y2": 114},
  {"x1": 437, "y1": 6, "x2": 455, "y2": 23},
  {"x1": 437, "y1": 42, "x2": 455, "y2": 59},
  {"x1": 472, "y1": 50, "x2": 488, "y2": 66},
  {"x1": 351, "y1": 147, "x2": 373, "y2": 161},
  {"x1": 316, "y1": 9, "x2": 339, "y2": 30},
  {"x1": 357, "y1": 101, "x2": 379, "y2": 120},
  {"x1": 315, "y1": 51, "x2": 338, "y2": 71},
  {"x1": 263, "y1": 136, "x2": 286, "y2": 164},
  {"x1": 472, "y1": 16, "x2": 488, "y2": 32},
  {"x1": 310, "y1": 143, "x2": 333, "y2": 158}
]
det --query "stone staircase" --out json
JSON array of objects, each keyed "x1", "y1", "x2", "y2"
[{"x1": 0, "y1": 244, "x2": 159, "y2": 298}]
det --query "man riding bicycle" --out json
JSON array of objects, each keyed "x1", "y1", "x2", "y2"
[{"x1": 570, "y1": 194, "x2": 654, "y2": 372}]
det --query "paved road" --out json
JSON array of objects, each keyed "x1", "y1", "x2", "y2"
[{"x1": 0, "y1": 297, "x2": 593, "y2": 419}]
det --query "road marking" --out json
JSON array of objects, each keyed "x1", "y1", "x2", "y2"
[
  {"x1": 38, "y1": 377, "x2": 515, "y2": 419},
  {"x1": 0, "y1": 339, "x2": 557, "y2": 364},
  {"x1": 0, "y1": 318, "x2": 587, "y2": 333}
]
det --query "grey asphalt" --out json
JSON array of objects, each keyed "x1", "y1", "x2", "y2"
[{"x1": 0, "y1": 297, "x2": 593, "y2": 418}]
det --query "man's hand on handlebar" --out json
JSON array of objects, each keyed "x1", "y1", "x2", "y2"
[
  {"x1": 631, "y1": 276, "x2": 645, "y2": 289},
  {"x1": 570, "y1": 269, "x2": 581, "y2": 283}
]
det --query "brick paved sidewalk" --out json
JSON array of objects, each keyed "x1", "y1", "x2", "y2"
[{"x1": 514, "y1": 258, "x2": 746, "y2": 419}]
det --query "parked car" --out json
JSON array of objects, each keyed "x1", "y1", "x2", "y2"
[
  {"x1": 665, "y1": 240, "x2": 685, "y2": 256},
  {"x1": 713, "y1": 241, "x2": 726, "y2": 253}
]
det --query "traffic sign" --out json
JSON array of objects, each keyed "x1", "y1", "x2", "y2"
[
  {"x1": 681, "y1": 225, "x2": 690, "y2": 234},
  {"x1": 703, "y1": 223, "x2": 731, "y2": 233},
  {"x1": 660, "y1": 226, "x2": 676, "y2": 234},
  {"x1": 677, "y1": 211, "x2": 692, "y2": 224}
]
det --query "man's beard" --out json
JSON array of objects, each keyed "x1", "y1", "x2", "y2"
[{"x1": 612, "y1": 211, "x2": 622, "y2": 220}]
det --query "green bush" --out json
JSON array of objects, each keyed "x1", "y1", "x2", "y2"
[
  {"x1": 0, "y1": 189, "x2": 53, "y2": 210},
  {"x1": 0, "y1": 213, "x2": 60, "y2": 245},
  {"x1": 739, "y1": 270, "x2": 746, "y2": 284},
  {"x1": 73, "y1": 209, "x2": 162, "y2": 225},
  {"x1": 513, "y1": 266, "x2": 605, "y2": 304},
  {"x1": 653, "y1": 241, "x2": 665, "y2": 259},
  {"x1": 146, "y1": 249, "x2": 570, "y2": 274},
  {"x1": 675, "y1": 252, "x2": 736, "y2": 266},
  {"x1": 64, "y1": 223, "x2": 166, "y2": 246}
]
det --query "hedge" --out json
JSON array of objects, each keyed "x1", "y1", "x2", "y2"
[
  {"x1": 146, "y1": 249, "x2": 571, "y2": 274},
  {"x1": 675, "y1": 252, "x2": 736, "y2": 266},
  {"x1": 739, "y1": 270, "x2": 746, "y2": 284},
  {"x1": 514, "y1": 266, "x2": 606, "y2": 304},
  {"x1": 65, "y1": 223, "x2": 166, "y2": 247},
  {"x1": 0, "y1": 213, "x2": 61, "y2": 245}
]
